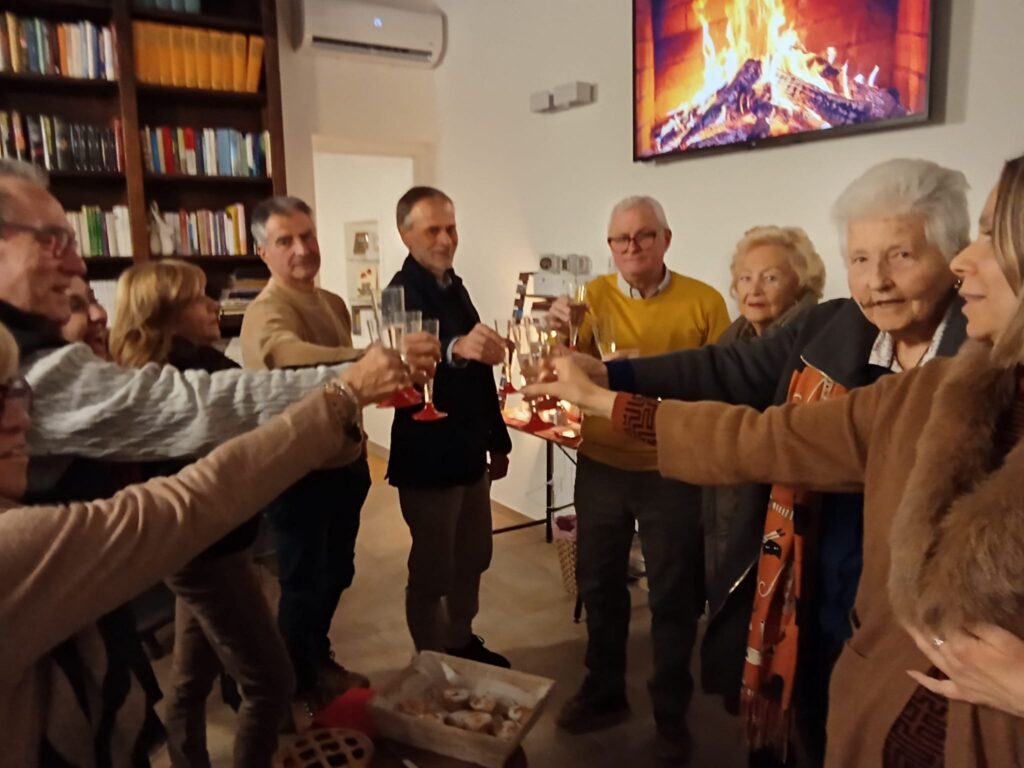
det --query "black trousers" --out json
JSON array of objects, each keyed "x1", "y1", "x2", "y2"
[
  {"x1": 266, "y1": 458, "x2": 371, "y2": 692},
  {"x1": 574, "y1": 455, "x2": 703, "y2": 730}
]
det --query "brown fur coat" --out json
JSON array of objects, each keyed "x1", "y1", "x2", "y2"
[{"x1": 887, "y1": 341, "x2": 1024, "y2": 636}]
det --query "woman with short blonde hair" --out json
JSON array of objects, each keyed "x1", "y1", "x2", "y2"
[
  {"x1": 109, "y1": 259, "x2": 211, "y2": 367},
  {"x1": 725, "y1": 225, "x2": 826, "y2": 340}
]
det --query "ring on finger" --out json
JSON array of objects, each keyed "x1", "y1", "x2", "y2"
[{"x1": 932, "y1": 636, "x2": 945, "y2": 648}]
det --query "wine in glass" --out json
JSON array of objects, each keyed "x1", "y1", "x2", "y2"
[
  {"x1": 413, "y1": 318, "x2": 447, "y2": 422},
  {"x1": 493, "y1": 318, "x2": 518, "y2": 396},
  {"x1": 377, "y1": 310, "x2": 424, "y2": 409},
  {"x1": 567, "y1": 279, "x2": 588, "y2": 350}
]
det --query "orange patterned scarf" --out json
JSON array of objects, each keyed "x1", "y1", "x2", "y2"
[{"x1": 741, "y1": 366, "x2": 849, "y2": 758}]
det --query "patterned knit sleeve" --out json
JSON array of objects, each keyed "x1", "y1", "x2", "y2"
[{"x1": 610, "y1": 393, "x2": 660, "y2": 445}]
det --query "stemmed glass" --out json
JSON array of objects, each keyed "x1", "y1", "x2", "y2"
[
  {"x1": 567, "y1": 278, "x2": 588, "y2": 350},
  {"x1": 493, "y1": 318, "x2": 518, "y2": 396},
  {"x1": 413, "y1": 318, "x2": 447, "y2": 422},
  {"x1": 592, "y1": 315, "x2": 618, "y2": 360},
  {"x1": 372, "y1": 309, "x2": 424, "y2": 409},
  {"x1": 511, "y1": 318, "x2": 557, "y2": 432}
]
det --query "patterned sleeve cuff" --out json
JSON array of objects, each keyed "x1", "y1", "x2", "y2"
[{"x1": 611, "y1": 393, "x2": 660, "y2": 446}]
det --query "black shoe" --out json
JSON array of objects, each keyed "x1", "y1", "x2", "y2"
[
  {"x1": 655, "y1": 725, "x2": 693, "y2": 766},
  {"x1": 445, "y1": 635, "x2": 511, "y2": 668},
  {"x1": 556, "y1": 687, "x2": 631, "y2": 734},
  {"x1": 317, "y1": 653, "x2": 371, "y2": 696}
]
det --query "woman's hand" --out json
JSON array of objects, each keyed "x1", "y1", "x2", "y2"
[
  {"x1": 906, "y1": 624, "x2": 1024, "y2": 718},
  {"x1": 521, "y1": 355, "x2": 618, "y2": 419},
  {"x1": 403, "y1": 332, "x2": 442, "y2": 384},
  {"x1": 336, "y1": 344, "x2": 409, "y2": 406}
]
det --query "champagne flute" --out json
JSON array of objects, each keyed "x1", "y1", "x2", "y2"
[
  {"x1": 511, "y1": 318, "x2": 556, "y2": 431},
  {"x1": 376, "y1": 310, "x2": 424, "y2": 409},
  {"x1": 593, "y1": 314, "x2": 618, "y2": 360},
  {"x1": 493, "y1": 318, "x2": 518, "y2": 396},
  {"x1": 413, "y1": 318, "x2": 447, "y2": 422},
  {"x1": 380, "y1": 285, "x2": 405, "y2": 325},
  {"x1": 567, "y1": 279, "x2": 588, "y2": 350}
]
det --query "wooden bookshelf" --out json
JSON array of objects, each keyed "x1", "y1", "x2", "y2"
[{"x1": 0, "y1": 0, "x2": 286, "y2": 285}]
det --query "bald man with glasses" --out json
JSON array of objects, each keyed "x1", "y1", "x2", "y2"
[{"x1": 547, "y1": 195, "x2": 730, "y2": 762}]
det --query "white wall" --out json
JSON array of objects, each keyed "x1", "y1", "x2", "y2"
[
  {"x1": 279, "y1": 0, "x2": 1023, "y2": 517},
  {"x1": 312, "y1": 151, "x2": 415, "y2": 447}
]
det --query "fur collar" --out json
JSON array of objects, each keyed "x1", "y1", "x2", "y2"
[{"x1": 888, "y1": 341, "x2": 1024, "y2": 635}]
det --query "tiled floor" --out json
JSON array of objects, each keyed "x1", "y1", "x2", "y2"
[{"x1": 151, "y1": 457, "x2": 748, "y2": 767}]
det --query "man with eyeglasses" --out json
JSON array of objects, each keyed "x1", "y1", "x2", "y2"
[{"x1": 547, "y1": 195, "x2": 729, "y2": 762}]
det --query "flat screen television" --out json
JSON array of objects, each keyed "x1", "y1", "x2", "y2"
[{"x1": 634, "y1": 0, "x2": 935, "y2": 161}]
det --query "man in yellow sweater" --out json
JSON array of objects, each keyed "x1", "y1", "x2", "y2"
[
  {"x1": 241, "y1": 197, "x2": 373, "y2": 710},
  {"x1": 549, "y1": 195, "x2": 730, "y2": 762}
]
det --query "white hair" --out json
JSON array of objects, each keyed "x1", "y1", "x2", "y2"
[
  {"x1": 608, "y1": 195, "x2": 670, "y2": 231},
  {"x1": 832, "y1": 158, "x2": 970, "y2": 263}
]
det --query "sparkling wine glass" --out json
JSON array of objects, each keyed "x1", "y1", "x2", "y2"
[
  {"x1": 413, "y1": 318, "x2": 447, "y2": 422},
  {"x1": 511, "y1": 318, "x2": 557, "y2": 431},
  {"x1": 493, "y1": 318, "x2": 518, "y2": 396},
  {"x1": 376, "y1": 310, "x2": 424, "y2": 409},
  {"x1": 567, "y1": 279, "x2": 588, "y2": 350},
  {"x1": 592, "y1": 314, "x2": 618, "y2": 360}
]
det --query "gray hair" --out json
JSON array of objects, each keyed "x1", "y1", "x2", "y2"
[
  {"x1": 0, "y1": 159, "x2": 48, "y2": 220},
  {"x1": 832, "y1": 159, "x2": 970, "y2": 263},
  {"x1": 250, "y1": 196, "x2": 314, "y2": 247},
  {"x1": 608, "y1": 195, "x2": 670, "y2": 231}
]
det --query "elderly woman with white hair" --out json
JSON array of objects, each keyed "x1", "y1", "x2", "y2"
[
  {"x1": 563, "y1": 158, "x2": 970, "y2": 764},
  {"x1": 531, "y1": 153, "x2": 1024, "y2": 768}
]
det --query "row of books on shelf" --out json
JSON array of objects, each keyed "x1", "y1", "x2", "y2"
[
  {"x1": 220, "y1": 270, "x2": 269, "y2": 316},
  {"x1": 133, "y1": 0, "x2": 202, "y2": 11},
  {"x1": 141, "y1": 126, "x2": 271, "y2": 178},
  {"x1": 67, "y1": 205, "x2": 133, "y2": 258},
  {"x1": 152, "y1": 203, "x2": 251, "y2": 258},
  {"x1": 1, "y1": 14, "x2": 117, "y2": 81},
  {"x1": 0, "y1": 112, "x2": 123, "y2": 173},
  {"x1": 133, "y1": 22, "x2": 263, "y2": 93}
]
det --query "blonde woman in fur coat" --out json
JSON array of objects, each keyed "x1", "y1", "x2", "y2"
[{"x1": 526, "y1": 153, "x2": 1024, "y2": 767}]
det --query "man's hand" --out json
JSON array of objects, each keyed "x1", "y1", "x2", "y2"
[
  {"x1": 489, "y1": 452, "x2": 510, "y2": 480},
  {"x1": 337, "y1": 344, "x2": 408, "y2": 406},
  {"x1": 453, "y1": 323, "x2": 506, "y2": 366},
  {"x1": 404, "y1": 331, "x2": 442, "y2": 385},
  {"x1": 547, "y1": 296, "x2": 571, "y2": 331}
]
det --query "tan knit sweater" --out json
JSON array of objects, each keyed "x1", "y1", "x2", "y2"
[
  {"x1": 240, "y1": 278, "x2": 361, "y2": 370},
  {"x1": 0, "y1": 389, "x2": 358, "y2": 767}
]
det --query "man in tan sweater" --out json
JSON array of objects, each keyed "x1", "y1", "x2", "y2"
[{"x1": 241, "y1": 196, "x2": 373, "y2": 709}]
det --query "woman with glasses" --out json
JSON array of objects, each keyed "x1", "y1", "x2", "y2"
[
  {"x1": 0, "y1": 317, "x2": 409, "y2": 768},
  {"x1": 528, "y1": 156, "x2": 1024, "y2": 767},
  {"x1": 110, "y1": 259, "x2": 292, "y2": 767}
]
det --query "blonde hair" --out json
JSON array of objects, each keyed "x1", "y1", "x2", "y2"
[
  {"x1": 0, "y1": 323, "x2": 19, "y2": 381},
  {"x1": 729, "y1": 225, "x2": 826, "y2": 300},
  {"x1": 991, "y1": 155, "x2": 1024, "y2": 366},
  {"x1": 109, "y1": 260, "x2": 207, "y2": 368}
]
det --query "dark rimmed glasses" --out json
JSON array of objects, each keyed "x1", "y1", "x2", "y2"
[
  {"x1": 607, "y1": 229, "x2": 658, "y2": 254},
  {"x1": 0, "y1": 218, "x2": 77, "y2": 255}
]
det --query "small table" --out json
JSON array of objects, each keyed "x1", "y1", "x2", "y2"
[{"x1": 496, "y1": 410, "x2": 580, "y2": 542}]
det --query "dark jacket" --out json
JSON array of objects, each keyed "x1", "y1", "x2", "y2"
[
  {"x1": 386, "y1": 256, "x2": 511, "y2": 488},
  {"x1": 608, "y1": 295, "x2": 968, "y2": 709},
  {"x1": 140, "y1": 337, "x2": 261, "y2": 558}
]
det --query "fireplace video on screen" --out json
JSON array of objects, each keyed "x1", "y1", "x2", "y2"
[{"x1": 634, "y1": 0, "x2": 933, "y2": 160}]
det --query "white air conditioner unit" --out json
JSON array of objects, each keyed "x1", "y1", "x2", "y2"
[{"x1": 293, "y1": 0, "x2": 445, "y2": 68}]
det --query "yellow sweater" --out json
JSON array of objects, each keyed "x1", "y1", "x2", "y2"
[
  {"x1": 578, "y1": 271, "x2": 730, "y2": 471},
  {"x1": 240, "y1": 278, "x2": 360, "y2": 370}
]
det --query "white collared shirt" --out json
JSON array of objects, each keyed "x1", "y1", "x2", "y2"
[
  {"x1": 616, "y1": 267, "x2": 671, "y2": 299},
  {"x1": 868, "y1": 302, "x2": 955, "y2": 372}
]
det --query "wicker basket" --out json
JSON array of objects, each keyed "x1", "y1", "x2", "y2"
[
  {"x1": 554, "y1": 538, "x2": 578, "y2": 595},
  {"x1": 273, "y1": 728, "x2": 373, "y2": 768}
]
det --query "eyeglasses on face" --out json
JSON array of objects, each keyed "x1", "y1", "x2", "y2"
[
  {"x1": 0, "y1": 218, "x2": 77, "y2": 255},
  {"x1": 0, "y1": 376, "x2": 32, "y2": 419},
  {"x1": 607, "y1": 229, "x2": 659, "y2": 254}
]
